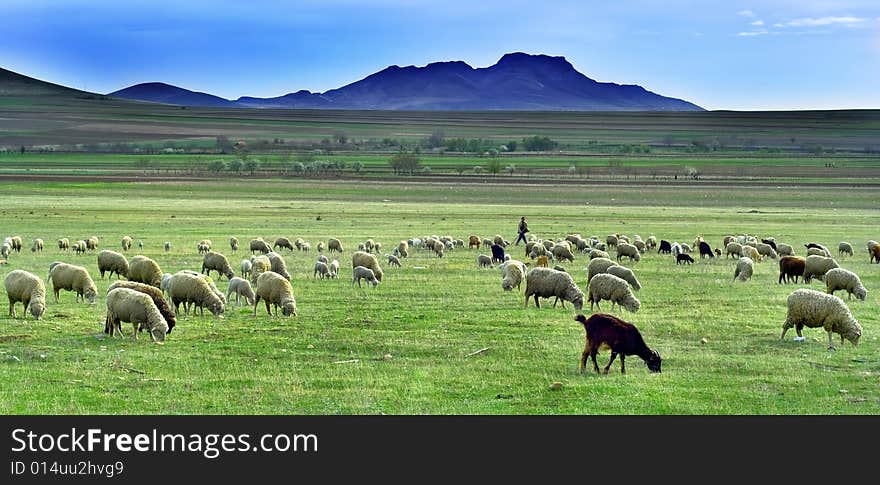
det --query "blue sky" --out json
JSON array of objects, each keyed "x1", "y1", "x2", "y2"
[{"x1": 3, "y1": 0, "x2": 878, "y2": 110}]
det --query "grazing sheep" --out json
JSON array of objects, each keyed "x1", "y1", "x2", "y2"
[
  {"x1": 761, "y1": 238, "x2": 777, "y2": 251},
  {"x1": 396, "y1": 241, "x2": 409, "y2": 258},
  {"x1": 164, "y1": 241, "x2": 171, "y2": 252},
  {"x1": 615, "y1": 242, "x2": 641, "y2": 263},
  {"x1": 587, "y1": 273, "x2": 641, "y2": 313},
  {"x1": 249, "y1": 255, "x2": 271, "y2": 283},
  {"x1": 587, "y1": 257, "x2": 618, "y2": 283},
  {"x1": 48, "y1": 262, "x2": 97, "y2": 304},
  {"x1": 265, "y1": 252, "x2": 292, "y2": 281},
  {"x1": 128, "y1": 255, "x2": 163, "y2": 287},
  {"x1": 226, "y1": 277, "x2": 255, "y2": 306},
  {"x1": 31, "y1": 238, "x2": 43, "y2": 253},
  {"x1": 387, "y1": 254, "x2": 401, "y2": 268},
  {"x1": 328, "y1": 238, "x2": 344, "y2": 253},
  {"x1": 824, "y1": 268, "x2": 867, "y2": 301},
  {"x1": 97, "y1": 250, "x2": 129, "y2": 280},
  {"x1": 590, "y1": 250, "x2": 611, "y2": 260},
  {"x1": 756, "y1": 243, "x2": 778, "y2": 260},
  {"x1": 778, "y1": 256, "x2": 806, "y2": 284},
  {"x1": 645, "y1": 236, "x2": 657, "y2": 250},
  {"x1": 250, "y1": 238, "x2": 271, "y2": 254},
  {"x1": 201, "y1": 251, "x2": 235, "y2": 281},
  {"x1": 1, "y1": 243, "x2": 10, "y2": 259},
  {"x1": 107, "y1": 280, "x2": 176, "y2": 334},
  {"x1": 73, "y1": 240, "x2": 87, "y2": 255},
  {"x1": 633, "y1": 240, "x2": 646, "y2": 253},
  {"x1": 781, "y1": 288, "x2": 861, "y2": 350},
  {"x1": 501, "y1": 261, "x2": 525, "y2": 291},
  {"x1": 138, "y1": 240, "x2": 144, "y2": 250},
  {"x1": 606, "y1": 265, "x2": 641, "y2": 292},
  {"x1": 698, "y1": 241, "x2": 714, "y2": 259},
  {"x1": 468, "y1": 235, "x2": 481, "y2": 249},
  {"x1": 802, "y1": 255, "x2": 839, "y2": 283},
  {"x1": 575, "y1": 313, "x2": 661, "y2": 374},
  {"x1": 680, "y1": 243, "x2": 693, "y2": 254},
  {"x1": 867, "y1": 240, "x2": 879, "y2": 263},
  {"x1": 240, "y1": 259, "x2": 253, "y2": 280},
  {"x1": 105, "y1": 287, "x2": 168, "y2": 343},
  {"x1": 178, "y1": 270, "x2": 227, "y2": 307},
  {"x1": 121, "y1": 235, "x2": 133, "y2": 251},
  {"x1": 197, "y1": 242, "x2": 210, "y2": 255},
  {"x1": 552, "y1": 244, "x2": 575, "y2": 263},
  {"x1": 837, "y1": 242, "x2": 853, "y2": 257},
  {"x1": 229, "y1": 236, "x2": 239, "y2": 252},
  {"x1": 776, "y1": 243, "x2": 794, "y2": 257},
  {"x1": 432, "y1": 243, "x2": 444, "y2": 258},
  {"x1": 523, "y1": 267, "x2": 584, "y2": 312},
  {"x1": 58, "y1": 238, "x2": 70, "y2": 252},
  {"x1": 606, "y1": 234, "x2": 619, "y2": 247},
  {"x1": 166, "y1": 271, "x2": 225, "y2": 318},
  {"x1": 805, "y1": 243, "x2": 831, "y2": 258},
  {"x1": 741, "y1": 245, "x2": 763, "y2": 262},
  {"x1": 734, "y1": 257, "x2": 754, "y2": 282},
  {"x1": 352, "y1": 265, "x2": 380, "y2": 288},
  {"x1": 5, "y1": 270, "x2": 47, "y2": 319},
  {"x1": 160, "y1": 273, "x2": 173, "y2": 296},
  {"x1": 658, "y1": 240, "x2": 672, "y2": 254},
  {"x1": 351, "y1": 251, "x2": 383, "y2": 282},
  {"x1": 676, "y1": 253, "x2": 695, "y2": 265},
  {"x1": 328, "y1": 259, "x2": 340, "y2": 279},
  {"x1": 274, "y1": 237, "x2": 294, "y2": 252},
  {"x1": 313, "y1": 261, "x2": 330, "y2": 279},
  {"x1": 671, "y1": 242, "x2": 682, "y2": 257}
]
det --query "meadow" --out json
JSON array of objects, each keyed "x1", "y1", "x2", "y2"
[{"x1": 0, "y1": 178, "x2": 877, "y2": 414}]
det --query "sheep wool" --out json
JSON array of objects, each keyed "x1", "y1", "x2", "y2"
[
  {"x1": 107, "y1": 280, "x2": 177, "y2": 333},
  {"x1": 97, "y1": 250, "x2": 129, "y2": 279},
  {"x1": 128, "y1": 255, "x2": 163, "y2": 287},
  {"x1": 501, "y1": 260, "x2": 525, "y2": 291},
  {"x1": 782, "y1": 288, "x2": 861, "y2": 349},
  {"x1": 351, "y1": 251, "x2": 383, "y2": 281},
  {"x1": 105, "y1": 287, "x2": 168, "y2": 343},
  {"x1": 5, "y1": 269, "x2": 47, "y2": 319},
  {"x1": 587, "y1": 273, "x2": 641, "y2": 313},
  {"x1": 734, "y1": 257, "x2": 754, "y2": 282},
  {"x1": 254, "y1": 271, "x2": 297, "y2": 316},
  {"x1": 48, "y1": 262, "x2": 98, "y2": 304},
  {"x1": 824, "y1": 268, "x2": 867, "y2": 301},
  {"x1": 802, "y1": 255, "x2": 839, "y2": 283},
  {"x1": 226, "y1": 277, "x2": 256, "y2": 306},
  {"x1": 201, "y1": 251, "x2": 235, "y2": 280},
  {"x1": 587, "y1": 257, "x2": 618, "y2": 283},
  {"x1": 265, "y1": 251, "x2": 291, "y2": 281},
  {"x1": 523, "y1": 267, "x2": 585, "y2": 312},
  {"x1": 166, "y1": 271, "x2": 225, "y2": 318},
  {"x1": 606, "y1": 265, "x2": 641, "y2": 292}
]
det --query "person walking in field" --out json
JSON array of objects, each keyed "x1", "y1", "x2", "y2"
[{"x1": 515, "y1": 217, "x2": 529, "y2": 245}]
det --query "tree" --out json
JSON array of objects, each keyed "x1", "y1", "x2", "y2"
[
  {"x1": 522, "y1": 135, "x2": 556, "y2": 151},
  {"x1": 351, "y1": 161, "x2": 364, "y2": 173},
  {"x1": 227, "y1": 159, "x2": 243, "y2": 174},
  {"x1": 333, "y1": 131, "x2": 348, "y2": 145},
  {"x1": 486, "y1": 158, "x2": 502, "y2": 176},
  {"x1": 506, "y1": 140, "x2": 518, "y2": 152},
  {"x1": 208, "y1": 160, "x2": 225, "y2": 173},
  {"x1": 473, "y1": 165, "x2": 483, "y2": 174},
  {"x1": 291, "y1": 162, "x2": 305, "y2": 175},
  {"x1": 428, "y1": 130, "x2": 445, "y2": 148},
  {"x1": 389, "y1": 150, "x2": 421, "y2": 175},
  {"x1": 245, "y1": 159, "x2": 259, "y2": 175}
]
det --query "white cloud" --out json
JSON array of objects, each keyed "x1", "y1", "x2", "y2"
[
  {"x1": 737, "y1": 10, "x2": 755, "y2": 17},
  {"x1": 737, "y1": 30, "x2": 769, "y2": 36},
  {"x1": 778, "y1": 16, "x2": 865, "y2": 27},
  {"x1": 751, "y1": 20, "x2": 764, "y2": 26}
]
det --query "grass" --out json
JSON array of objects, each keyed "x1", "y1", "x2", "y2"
[{"x1": 0, "y1": 179, "x2": 877, "y2": 414}]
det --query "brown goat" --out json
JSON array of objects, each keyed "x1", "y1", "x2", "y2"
[
  {"x1": 535, "y1": 255, "x2": 549, "y2": 267},
  {"x1": 575, "y1": 313, "x2": 661, "y2": 374},
  {"x1": 870, "y1": 243, "x2": 880, "y2": 264},
  {"x1": 468, "y1": 235, "x2": 481, "y2": 249},
  {"x1": 778, "y1": 256, "x2": 806, "y2": 284}
]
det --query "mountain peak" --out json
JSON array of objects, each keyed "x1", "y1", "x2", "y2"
[{"x1": 495, "y1": 52, "x2": 572, "y2": 69}]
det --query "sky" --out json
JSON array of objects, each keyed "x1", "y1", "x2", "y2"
[{"x1": 2, "y1": 0, "x2": 879, "y2": 110}]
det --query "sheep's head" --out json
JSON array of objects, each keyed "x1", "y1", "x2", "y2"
[
  {"x1": 855, "y1": 286, "x2": 867, "y2": 301},
  {"x1": 210, "y1": 301, "x2": 225, "y2": 318},
  {"x1": 150, "y1": 325, "x2": 167, "y2": 344},
  {"x1": 645, "y1": 350, "x2": 662, "y2": 373},
  {"x1": 30, "y1": 301, "x2": 46, "y2": 320},
  {"x1": 282, "y1": 298, "x2": 297, "y2": 316},
  {"x1": 625, "y1": 296, "x2": 641, "y2": 313},
  {"x1": 84, "y1": 287, "x2": 98, "y2": 304}
]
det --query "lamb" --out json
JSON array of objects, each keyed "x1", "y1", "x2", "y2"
[
  {"x1": 313, "y1": 261, "x2": 330, "y2": 279},
  {"x1": 535, "y1": 255, "x2": 549, "y2": 267},
  {"x1": 645, "y1": 236, "x2": 657, "y2": 250},
  {"x1": 397, "y1": 240, "x2": 409, "y2": 258},
  {"x1": 317, "y1": 241, "x2": 325, "y2": 253},
  {"x1": 105, "y1": 287, "x2": 168, "y2": 343},
  {"x1": 387, "y1": 254, "x2": 401, "y2": 268},
  {"x1": 249, "y1": 255, "x2": 271, "y2": 283},
  {"x1": 734, "y1": 257, "x2": 754, "y2": 282},
  {"x1": 328, "y1": 238, "x2": 344, "y2": 253},
  {"x1": 523, "y1": 267, "x2": 584, "y2": 312},
  {"x1": 482, "y1": 238, "x2": 493, "y2": 249},
  {"x1": 741, "y1": 245, "x2": 763, "y2": 262},
  {"x1": 178, "y1": 270, "x2": 227, "y2": 307},
  {"x1": 671, "y1": 242, "x2": 682, "y2": 257},
  {"x1": 273, "y1": 237, "x2": 294, "y2": 251},
  {"x1": 164, "y1": 241, "x2": 171, "y2": 252},
  {"x1": 756, "y1": 243, "x2": 778, "y2": 260},
  {"x1": 166, "y1": 271, "x2": 225, "y2": 318},
  {"x1": 776, "y1": 243, "x2": 794, "y2": 257},
  {"x1": 47, "y1": 262, "x2": 97, "y2": 304},
  {"x1": 128, "y1": 255, "x2": 163, "y2": 287},
  {"x1": 226, "y1": 277, "x2": 256, "y2": 306},
  {"x1": 778, "y1": 256, "x2": 806, "y2": 284},
  {"x1": 1, "y1": 243, "x2": 10, "y2": 259},
  {"x1": 197, "y1": 242, "x2": 210, "y2": 255},
  {"x1": 58, "y1": 238, "x2": 70, "y2": 251},
  {"x1": 250, "y1": 238, "x2": 271, "y2": 254},
  {"x1": 837, "y1": 242, "x2": 853, "y2": 257},
  {"x1": 781, "y1": 288, "x2": 861, "y2": 350},
  {"x1": 633, "y1": 240, "x2": 646, "y2": 253},
  {"x1": 352, "y1": 265, "x2": 380, "y2": 288},
  {"x1": 552, "y1": 244, "x2": 575, "y2": 263},
  {"x1": 575, "y1": 313, "x2": 661, "y2": 374},
  {"x1": 432, "y1": 243, "x2": 444, "y2": 258},
  {"x1": 31, "y1": 238, "x2": 43, "y2": 253},
  {"x1": 97, "y1": 250, "x2": 129, "y2": 279},
  {"x1": 501, "y1": 260, "x2": 525, "y2": 291},
  {"x1": 587, "y1": 273, "x2": 641, "y2": 313},
  {"x1": 229, "y1": 236, "x2": 239, "y2": 252},
  {"x1": 587, "y1": 257, "x2": 618, "y2": 283},
  {"x1": 676, "y1": 253, "x2": 695, "y2": 265},
  {"x1": 85, "y1": 236, "x2": 99, "y2": 251},
  {"x1": 802, "y1": 255, "x2": 839, "y2": 283},
  {"x1": 824, "y1": 268, "x2": 867, "y2": 301},
  {"x1": 680, "y1": 243, "x2": 693, "y2": 254},
  {"x1": 107, "y1": 280, "x2": 176, "y2": 334},
  {"x1": 698, "y1": 241, "x2": 714, "y2": 259},
  {"x1": 658, "y1": 240, "x2": 672, "y2": 254},
  {"x1": 73, "y1": 240, "x2": 87, "y2": 255},
  {"x1": 265, "y1": 251, "x2": 292, "y2": 281},
  {"x1": 606, "y1": 265, "x2": 641, "y2": 292},
  {"x1": 351, "y1": 251, "x2": 383, "y2": 281},
  {"x1": 121, "y1": 235, "x2": 133, "y2": 251},
  {"x1": 477, "y1": 254, "x2": 495, "y2": 268},
  {"x1": 328, "y1": 259, "x2": 340, "y2": 279},
  {"x1": 199, "y1": 251, "x2": 234, "y2": 281},
  {"x1": 615, "y1": 242, "x2": 640, "y2": 263},
  {"x1": 5, "y1": 270, "x2": 47, "y2": 319}
]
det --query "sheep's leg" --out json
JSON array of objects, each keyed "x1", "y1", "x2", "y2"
[
  {"x1": 8, "y1": 299, "x2": 14, "y2": 318},
  {"x1": 604, "y1": 352, "x2": 618, "y2": 374},
  {"x1": 580, "y1": 350, "x2": 589, "y2": 373},
  {"x1": 780, "y1": 324, "x2": 790, "y2": 340},
  {"x1": 590, "y1": 350, "x2": 601, "y2": 374},
  {"x1": 264, "y1": 300, "x2": 271, "y2": 316},
  {"x1": 619, "y1": 354, "x2": 626, "y2": 374},
  {"x1": 131, "y1": 323, "x2": 139, "y2": 340},
  {"x1": 524, "y1": 293, "x2": 530, "y2": 308},
  {"x1": 827, "y1": 332, "x2": 836, "y2": 351},
  {"x1": 534, "y1": 295, "x2": 540, "y2": 308},
  {"x1": 253, "y1": 296, "x2": 260, "y2": 316}
]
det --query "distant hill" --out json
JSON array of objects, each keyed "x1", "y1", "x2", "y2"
[
  {"x1": 110, "y1": 52, "x2": 704, "y2": 111},
  {"x1": 0, "y1": 67, "x2": 98, "y2": 97}
]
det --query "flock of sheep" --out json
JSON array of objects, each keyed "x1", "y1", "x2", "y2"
[{"x1": 1, "y1": 231, "x2": 875, "y2": 371}]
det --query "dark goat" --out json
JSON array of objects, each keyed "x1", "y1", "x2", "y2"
[
  {"x1": 676, "y1": 253, "x2": 695, "y2": 265},
  {"x1": 490, "y1": 244, "x2": 506, "y2": 264},
  {"x1": 698, "y1": 241, "x2": 714, "y2": 259},
  {"x1": 761, "y1": 239, "x2": 777, "y2": 251},
  {"x1": 575, "y1": 313, "x2": 661, "y2": 374},
  {"x1": 778, "y1": 256, "x2": 805, "y2": 284},
  {"x1": 658, "y1": 240, "x2": 672, "y2": 254},
  {"x1": 804, "y1": 243, "x2": 825, "y2": 250}
]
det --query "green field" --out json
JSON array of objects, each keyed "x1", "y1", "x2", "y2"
[{"x1": 1, "y1": 178, "x2": 877, "y2": 414}]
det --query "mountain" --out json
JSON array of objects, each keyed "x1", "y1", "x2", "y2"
[
  {"x1": 108, "y1": 52, "x2": 703, "y2": 111},
  {"x1": 0, "y1": 67, "x2": 97, "y2": 97},
  {"x1": 109, "y1": 82, "x2": 237, "y2": 108}
]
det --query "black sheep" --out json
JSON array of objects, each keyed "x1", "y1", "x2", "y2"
[
  {"x1": 575, "y1": 313, "x2": 661, "y2": 374},
  {"x1": 676, "y1": 253, "x2": 695, "y2": 265},
  {"x1": 658, "y1": 240, "x2": 672, "y2": 254},
  {"x1": 698, "y1": 241, "x2": 714, "y2": 259},
  {"x1": 761, "y1": 239, "x2": 777, "y2": 251},
  {"x1": 490, "y1": 244, "x2": 506, "y2": 264}
]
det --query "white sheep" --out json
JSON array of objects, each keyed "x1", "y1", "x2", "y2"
[
  {"x1": 250, "y1": 255, "x2": 271, "y2": 283},
  {"x1": 97, "y1": 250, "x2": 129, "y2": 279},
  {"x1": 741, "y1": 245, "x2": 763, "y2": 262},
  {"x1": 587, "y1": 257, "x2": 618, "y2": 282},
  {"x1": 5, "y1": 269, "x2": 47, "y2": 319},
  {"x1": 105, "y1": 287, "x2": 168, "y2": 343},
  {"x1": 240, "y1": 259, "x2": 252, "y2": 280},
  {"x1": 802, "y1": 255, "x2": 839, "y2": 283},
  {"x1": 734, "y1": 257, "x2": 754, "y2": 282},
  {"x1": 328, "y1": 259, "x2": 340, "y2": 279},
  {"x1": 756, "y1": 243, "x2": 778, "y2": 260},
  {"x1": 128, "y1": 255, "x2": 163, "y2": 287},
  {"x1": 47, "y1": 262, "x2": 97, "y2": 304},
  {"x1": 352, "y1": 266, "x2": 380, "y2": 288},
  {"x1": 725, "y1": 242, "x2": 743, "y2": 259},
  {"x1": 776, "y1": 243, "x2": 794, "y2": 257},
  {"x1": 352, "y1": 251, "x2": 383, "y2": 281},
  {"x1": 615, "y1": 242, "x2": 641, "y2": 263},
  {"x1": 166, "y1": 271, "x2": 225, "y2": 318},
  {"x1": 587, "y1": 273, "x2": 641, "y2": 313},
  {"x1": 387, "y1": 254, "x2": 402, "y2": 268},
  {"x1": 164, "y1": 241, "x2": 171, "y2": 252},
  {"x1": 254, "y1": 271, "x2": 297, "y2": 316},
  {"x1": 606, "y1": 265, "x2": 641, "y2": 292},
  {"x1": 328, "y1": 238, "x2": 344, "y2": 253},
  {"x1": 781, "y1": 288, "x2": 861, "y2": 350},
  {"x1": 500, "y1": 260, "x2": 526, "y2": 291},
  {"x1": 477, "y1": 254, "x2": 493, "y2": 268},
  {"x1": 552, "y1": 244, "x2": 575, "y2": 263},
  {"x1": 314, "y1": 261, "x2": 330, "y2": 279},
  {"x1": 107, "y1": 280, "x2": 177, "y2": 334},
  {"x1": 824, "y1": 268, "x2": 867, "y2": 301},
  {"x1": 226, "y1": 277, "x2": 256, "y2": 306},
  {"x1": 31, "y1": 238, "x2": 43, "y2": 253},
  {"x1": 202, "y1": 251, "x2": 235, "y2": 280},
  {"x1": 837, "y1": 242, "x2": 853, "y2": 257},
  {"x1": 523, "y1": 267, "x2": 584, "y2": 312}
]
